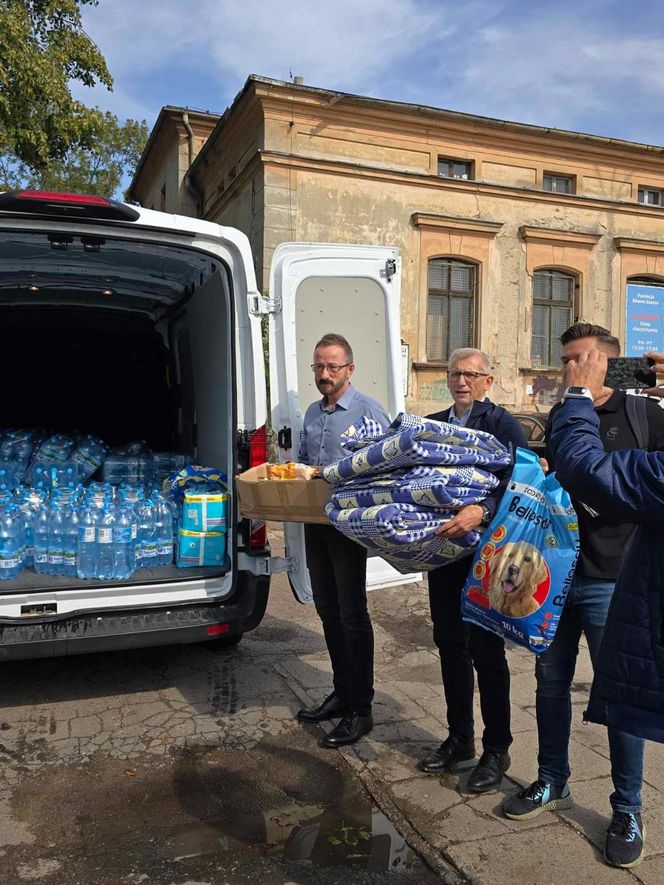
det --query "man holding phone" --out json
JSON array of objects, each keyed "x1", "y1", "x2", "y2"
[{"x1": 503, "y1": 323, "x2": 664, "y2": 869}]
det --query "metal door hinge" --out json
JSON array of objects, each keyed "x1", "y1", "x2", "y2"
[
  {"x1": 248, "y1": 294, "x2": 282, "y2": 316},
  {"x1": 237, "y1": 552, "x2": 299, "y2": 576}
]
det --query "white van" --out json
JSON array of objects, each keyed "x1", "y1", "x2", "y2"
[{"x1": 0, "y1": 190, "x2": 407, "y2": 659}]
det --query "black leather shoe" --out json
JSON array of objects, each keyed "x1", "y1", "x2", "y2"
[
  {"x1": 296, "y1": 692, "x2": 349, "y2": 723},
  {"x1": 320, "y1": 712, "x2": 373, "y2": 748},
  {"x1": 467, "y1": 750, "x2": 511, "y2": 793},
  {"x1": 418, "y1": 735, "x2": 476, "y2": 774}
]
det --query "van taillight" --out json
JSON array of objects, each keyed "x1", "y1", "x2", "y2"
[
  {"x1": 249, "y1": 425, "x2": 268, "y2": 466},
  {"x1": 249, "y1": 425, "x2": 268, "y2": 549},
  {"x1": 0, "y1": 189, "x2": 140, "y2": 221},
  {"x1": 18, "y1": 190, "x2": 110, "y2": 205}
]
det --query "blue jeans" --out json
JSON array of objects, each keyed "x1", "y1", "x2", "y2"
[{"x1": 535, "y1": 575, "x2": 644, "y2": 813}]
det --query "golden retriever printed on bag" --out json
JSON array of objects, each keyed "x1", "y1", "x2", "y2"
[
  {"x1": 488, "y1": 541, "x2": 549, "y2": 618},
  {"x1": 461, "y1": 448, "x2": 580, "y2": 654}
]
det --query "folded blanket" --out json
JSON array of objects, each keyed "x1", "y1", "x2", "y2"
[
  {"x1": 330, "y1": 464, "x2": 499, "y2": 509},
  {"x1": 325, "y1": 500, "x2": 478, "y2": 573},
  {"x1": 322, "y1": 415, "x2": 511, "y2": 484}
]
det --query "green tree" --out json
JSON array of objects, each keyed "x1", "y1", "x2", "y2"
[
  {"x1": 4, "y1": 112, "x2": 149, "y2": 198},
  {"x1": 0, "y1": 0, "x2": 112, "y2": 171}
]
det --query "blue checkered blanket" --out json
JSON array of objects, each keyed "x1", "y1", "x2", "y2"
[
  {"x1": 324, "y1": 500, "x2": 477, "y2": 573},
  {"x1": 330, "y1": 464, "x2": 499, "y2": 509},
  {"x1": 321, "y1": 414, "x2": 510, "y2": 484},
  {"x1": 322, "y1": 413, "x2": 511, "y2": 573}
]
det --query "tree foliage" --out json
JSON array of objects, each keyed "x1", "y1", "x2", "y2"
[
  {"x1": 1, "y1": 112, "x2": 149, "y2": 198},
  {"x1": 0, "y1": 0, "x2": 113, "y2": 171}
]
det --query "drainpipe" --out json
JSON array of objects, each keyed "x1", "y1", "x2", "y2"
[{"x1": 182, "y1": 111, "x2": 204, "y2": 217}]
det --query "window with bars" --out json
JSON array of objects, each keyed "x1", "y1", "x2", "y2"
[
  {"x1": 437, "y1": 157, "x2": 473, "y2": 180},
  {"x1": 543, "y1": 172, "x2": 575, "y2": 194},
  {"x1": 426, "y1": 259, "x2": 476, "y2": 362},
  {"x1": 531, "y1": 270, "x2": 576, "y2": 367}
]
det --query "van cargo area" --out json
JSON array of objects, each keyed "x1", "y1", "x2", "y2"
[{"x1": 0, "y1": 227, "x2": 235, "y2": 596}]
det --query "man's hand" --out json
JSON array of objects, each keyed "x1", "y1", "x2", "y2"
[
  {"x1": 435, "y1": 504, "x2": 484, "y2": 539},
  {"x1": 642, "y1": 352, "x2": 664, "y2": 397},
  {"x1": 564, "y1": 349, "x2": 608, "y2": 400}
]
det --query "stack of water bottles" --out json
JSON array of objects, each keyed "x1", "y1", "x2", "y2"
[{"x1": 0, "y1": 481, "x2": 180, "y2": 582}]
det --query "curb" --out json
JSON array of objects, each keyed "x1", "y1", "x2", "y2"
[{"x1": 275, "y1": 663, "x2": 467, "y2": 884}]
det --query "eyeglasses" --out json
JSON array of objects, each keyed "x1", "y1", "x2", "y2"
[
  {"x1": 448, "y1": 370, "x2": 490, "y2": 382},
  {"x1": 310, "y1": 362, "x2": 350, "y2": 374}
]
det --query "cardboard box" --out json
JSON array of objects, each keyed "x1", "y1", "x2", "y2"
[{"x1": 235, "y1": 463, "x2": 331, "y2": 524}]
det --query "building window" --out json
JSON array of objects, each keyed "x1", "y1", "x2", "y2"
[
  {"x1": 437, "y1": 157, "x2": 473, "y2": 180},
  {"x1": 427, "y1": 259, "x2": 476, "y2": 362},
  {"x1": 638, "y1": 186, "x2": 663, "y2": 206},
  {"x1": 543, "y1": 172, "x2": 575, "y2": 194},
  {"x1": 160, "y1": 183, "x2": 166, "y2": 211},
  {"x1": 531, "y1": 269, "x2": 575, "y2": 367},
  {"x1": 628, "y1": 275, "x2": 664, "y2": 286}
]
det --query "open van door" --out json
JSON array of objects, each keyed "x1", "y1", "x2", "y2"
[{"x1": 268, "y1": 243, "x2": 420, "y2": 603}]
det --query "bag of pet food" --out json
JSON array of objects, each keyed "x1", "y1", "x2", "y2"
[{"x1": 461, "y1": 447, "x2": 580, "y2": 654}]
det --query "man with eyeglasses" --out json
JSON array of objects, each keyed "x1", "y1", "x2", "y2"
[
  {"x1": 296, "y1": 332, "x2": 390, "y2": 748},
  {"x1": 418, "y1": 347, "x2": 526, "y2": 792}
]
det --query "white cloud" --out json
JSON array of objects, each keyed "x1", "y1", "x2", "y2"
[
  {"x1": 77, "y1": 0, "x2": 664, "y2": 144},
  {"x1": 447, "y1": 19, "x2": 664, "y2": 137},
  {"x1": 79, "y1": 0, "x2": 461, "y2": 116}
]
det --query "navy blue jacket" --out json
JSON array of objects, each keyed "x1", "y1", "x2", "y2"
[
  {"x1": 550, "y1": 397, "x2": 664, "y2": 743},
  {"x1": 427, "y1": 399, "x2": 527, "y2": 519}
]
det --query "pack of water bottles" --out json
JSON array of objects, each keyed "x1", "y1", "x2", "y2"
[
  {"x1": 0, "y1": 427, "x2": 194, "y2": 492},
  {"x1": 101, "y1": 441, "x2": 154, "y2": 485},
  {"x1": 0, "y1": 481, "x2": 180, "y2": 582},
  {"x1": 0, "y1": 430, "x2": 40, "y2": 483}
]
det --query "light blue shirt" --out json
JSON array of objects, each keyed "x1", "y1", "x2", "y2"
[
  {"x1": 299, "y1": 385, "x2": 390, "y2": 467},
  {"x1": 448, "y1": 397, "x2": 488, "y2": 427}
]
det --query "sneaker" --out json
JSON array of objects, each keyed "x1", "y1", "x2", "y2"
[
  {"x1": 605, "y1": 811, "x2": 645, "y2": 868},
  {"x1": 502, "y1": 779, "x2": 574, "y2": 820}
]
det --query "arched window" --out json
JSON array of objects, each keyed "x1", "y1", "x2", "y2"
[
  {"x1": 427, "y1": 258, "x2": 476, "y2": 362},
  {"x1": 531, "y1": 269, "x2": 576, "y2": 367},
  {"x1": 628, "y1": 275, "x2": 664, "y2": 286}
]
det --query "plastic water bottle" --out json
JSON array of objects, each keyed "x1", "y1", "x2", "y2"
[
  {"x1": 136, "y1": 499, "x2": 157, "y2": 567},
  {"x1": 62, "y1": 506, "x2": 79, "y2": 578},
  {"x1": 0, "y1": 507, "x2": 24, "y2": 580},
  {"x1": 154, "y1": 497, "x2": 173, "y2": 566},
  {"x1": 77, "y1": 507, "x2": 97, "y2": 579},
  {"x1": 113, "y1": 506, "x2": 137, "y2": 579},
  {"x1": 19, "y1": 502, "x2": 34, "y2": 569},
  {"x1": 33, "y1": 507, "x2": 50, "y2": 574},
  {"x1": 96, "y1": 503, "x2": 115, "y2": 580},
  {"x1": 73, "y1": 435, "x2": 107, "y2": 482},
  {"x1": 48, "y1": 505, "x2": 65, "y2": 576}
]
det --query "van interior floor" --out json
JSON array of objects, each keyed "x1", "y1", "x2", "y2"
[{"x1": 0, "y1": 561, "x2": 230, "y2": 594}]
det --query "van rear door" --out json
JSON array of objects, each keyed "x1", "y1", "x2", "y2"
[{"x1": 268, "y1": 243, "x2": 420, "y2": 603}]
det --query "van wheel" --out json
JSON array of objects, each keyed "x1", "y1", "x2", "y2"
[{"x1": 210, "y1": 633, "x2": 243, "y2": 650}]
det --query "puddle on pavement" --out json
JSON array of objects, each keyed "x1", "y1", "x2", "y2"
[{"x1": 168, "y1": 797, "x2": 423, "y2": 876}]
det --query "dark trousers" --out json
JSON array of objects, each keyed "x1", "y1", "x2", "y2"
[
  {"x1": 428, "y1": 557, "x2": 512, "y2": 753},
  {"x1": 304, "y1": 524, "x2": 373, "y2": 715}
]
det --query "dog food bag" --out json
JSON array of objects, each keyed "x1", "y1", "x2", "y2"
[{"x1": 461, "y1": 447, "x2": 580, "y2": 654}]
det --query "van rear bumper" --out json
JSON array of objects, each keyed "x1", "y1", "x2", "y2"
[{"x1": 0, "y1": 571, "x2": 269, "y2": 660}]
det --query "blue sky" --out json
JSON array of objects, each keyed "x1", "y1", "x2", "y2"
[{"x1": 76, "y1": 0, "x2": 664, "y2": 146}]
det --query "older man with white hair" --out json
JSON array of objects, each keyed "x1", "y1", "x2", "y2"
[{"x1": 418, "y1": 348, "x2": 526, "y2": 792}]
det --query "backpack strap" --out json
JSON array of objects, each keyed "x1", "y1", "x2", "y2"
[{"x1": 624, "y1": 393, "x2": 650, "y2": 450}]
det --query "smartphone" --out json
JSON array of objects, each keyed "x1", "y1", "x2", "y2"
[{"x1": 605, "y1": 356, "x2": 656, "y2": 390}]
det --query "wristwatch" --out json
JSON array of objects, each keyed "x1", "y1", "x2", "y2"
[
  {"x1": 562, "y1": 386, "x2": 594, "y2": 402},
  {"x1": 479, "y1": 503, "x2": 491, "y2": 526}
]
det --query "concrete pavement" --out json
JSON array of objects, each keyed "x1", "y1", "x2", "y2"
[{"x1": 272, "y1": 541, "x2": 664, "y2": 884}]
